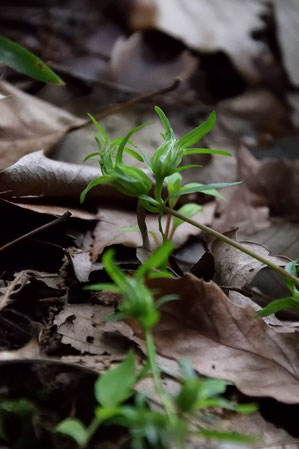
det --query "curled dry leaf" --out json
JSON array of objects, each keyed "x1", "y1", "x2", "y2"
[
  {"x1": 131, "y1": 0, "x2": 268, "y2": 82},
  {"x1": 110, "y1": 32, "x2": 197, "y2": 90},
  {"x1": 0, "y1": 150, "x2": 122, "y2": 201},
  {"x1": 211, "y1": 229, "x2": 289, "y2": 289},
  {"x1": 0, "y1": 81, "x2": 85, "y2": 170},
  {"x1": 132, "y1": 274, "x2": 299, "y2": 403}
]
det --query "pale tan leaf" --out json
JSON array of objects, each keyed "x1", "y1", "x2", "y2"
[{"x1": 0, "y1": 81, "x2": 85, "y2": 170}]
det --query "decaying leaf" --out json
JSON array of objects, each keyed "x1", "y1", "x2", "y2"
[
  {"x1": 131, "y1": 0, "x2": 269, "y2": 82},
  {"x1": 0, "y1": 150, "x2": 121, "y2": 201},
  {"x1": 110, "y1": 32, "x2": 197, "y2": 90},
  {"x1": 54, "y1": 303, "x2": 131, "y2": 356},
  {"x1": 131, "y1": 274, "x2": 299, "y2": 403},
  {"x1": 211, "y1": 230, "x2": 289, "y2": 289},
  {"x1": 213, "y1": 146, "x2": 270, "y2": 236},
  {"x1": 90, "y1": 203, "x2": 216, "y2": 263},
  {"x1": 0, "y1": 81, "x2": 85, "y2": 170}
]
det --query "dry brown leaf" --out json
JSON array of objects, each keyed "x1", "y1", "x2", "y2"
[
  {"x1": 110, "y1": 32, "x2": 197, "y2": 90},
  {"x1": 131, "y1": 274, "x2": 299, "y2": 403},
  {"x1": 90, "y1": 203, "x2": 216, "y2": 262},
  {"x1": 211, "y1": 230, "x2": 289, "y2": 289},
  {"x1": 0, "y1": 81, "x2": 85, "y2": 170},
  {"x1": 213, "y1": 146, "x2": 270, "y2": 236},
  {"x1": 54, "y1": 303, "x2": 130, "y2": 356},
  {"x1": 0, "y1": 150, "x2": 121, "y2": 201},
  {"x1": 131, "y1": 0, "x2": 268, "y2": 82}
]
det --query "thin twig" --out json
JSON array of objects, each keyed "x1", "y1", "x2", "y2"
[
  {"x1": 75, "y1": 78, "x2": 181, "y2": 129},
  {"x1": 0, "y1": 211, "x2": 72, "y2": 252},
  {"x1": 162, "y1": 205, "x2": 299, "y2": 288}
]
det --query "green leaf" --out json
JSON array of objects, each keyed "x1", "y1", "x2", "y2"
[
  {"x1": 124, "y1": 147, "x2": 144, "y2": 162},
  {"x1": 172, "y1": 203, "x2": 203, "y2": 232},
  {"x1": 172, "y1": 181, "x2": 241, "y2": 198},
  {"x1": 80, "y1": 175, "x2": 111, "y2": 203},
  {"x1": 84, "y1": 283, "x2": 121, "y2": 293},
  {"x1": 101, "y1": 249, "x2": 129, "y2": 291},
  {"x1": 0, "y1": 34, "x2": 63, "y2": 85},
  {"x1": 154, "y1": 106, "x2": 174, "y2": 140},
  {"x1": 87, "y1": 113, "x2": 109, "y2": 142},
  {"x1": 196, "y1": 429, "x2": 257, "y2": 443},
  {"x1": 95, "y1": 351, "x2": 136, "y2": 407},
  {"x1": 176, "y1": 111, "x2": 216, "y2": 150},
  {"x1": 116, "y1": 122, "x2": 152, "y2": 164},
  {"x1": 165, "y1": 173, "x2": 182, "y2": 196},
  {"x1": 56, "y1": 419, "x2": 88, "y2": 446},
  {"x1": 285, "y1": 258, "x2": 299, "y2": 296},
  {"x1": 176, "y1": 164, "x2": 202, "y2": 171},
  {"x1": 257, "y1": 297, "x2": 299, "y2": 317},
  {"x1": 183, "y1": 148, "x2": 231, "y2": 157},
  {"x1": 1, "y1": 399, "x2": 34, "y2": 416},
  {"x1": 83, "y1": 152, "x2": 100, "y2": 162},
  {"x1": 135, "y1": 241, "x2": 174, "y2": 280}
]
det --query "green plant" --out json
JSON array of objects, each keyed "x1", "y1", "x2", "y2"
[
  {"x1": 57, "y1": 243, "x2": 257, "y2": 449},
  {"x1": 0, "y1": 34, "x2": 63, "y2": 85},
  {"x1": 258, "y1": 258, "x2": 299, "y2": 317},
  {"x1": 0, "y1": 399, "x2": 35, "y2": 441},
  {"x1": 80, "y1": 107, "x2": 299, "y2": 288}
]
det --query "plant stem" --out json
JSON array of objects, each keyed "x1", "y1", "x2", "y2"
[
  {"x1": 81, "y1": 416, "x2": 101, "y2": 449},
  {"x1": 162, "y1": 205, "x2": 299, "y2": 288},
  {"x1": 144, "y1": 329, "x2": 176, "y2": 427},
  {"x1": 164, "y1": 212, "x2": 172, "y2": 239}
]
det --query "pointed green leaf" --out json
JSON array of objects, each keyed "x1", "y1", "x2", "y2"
[
  {"x1": 0, "y1": 34, "x2": 63, "y2": 85},
  {"x1": 285, "y1": 259, "x2": 299, "y2": 296},
  {"x1": 171, "y1": 182, "x2": 241, "y2": 198},
  {"x1": 135, "y1": 241, "x2": 174, "y2": 280},
  {"x1": 176, "y1": 164, "x2": 202, "y2": 172},
  {"x1": 95, "y1": 351, "x2": 136, "y2": 406},
  {"x1": 176, "y1": 111, "x2": 216, "y2": 149},
  {"x1": 56, "y1": 419, "x2": 88, "y2": 446},
  {"x1": 257, "y1": 297, "x2": 299, "y2": 317},
  {"x1": 124, "y1": 147, "x2": 144, "y2": 162},
  {"x1": 154, "y1": 106, "x2": 174, "y2": 140},
  {"x1": 87, "y1": 113, "x2": 108, "y2": 142},
  {"x1": 183, "y1": 148, "x2": 231, "y2": 157},
  {"x1": 83, "y1": 152, "x2": 100, "y2": 162},
  {"x1": 84, "y1": 283, "x2": 121, "y2": 293},
  {"x1": 196, "y1": 429, "x2": 257, "y2": 443},
  {"x1": 116, "y1": 122, "x2": 151, "y2": 164},
  {"x1": 101, "y1": 249, "x2": 129, "y2": 291},
  {"x1": 172, "y1": 203, "x2": 203, "y2": 232},
  {"x1": 80, "y1": 175, "x2": 111, "y2": 203}
]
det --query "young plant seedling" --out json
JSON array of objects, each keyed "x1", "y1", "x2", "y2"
[
  {"x1": 80, "y1": 107, "x2": 299, "y2": 289},
  {"x1": 58, "y1": 243, "x2": 257, "y2": 449}
]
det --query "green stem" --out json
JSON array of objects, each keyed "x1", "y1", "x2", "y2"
[
  {"x1": 144, "y1": 329, "x2": 176, "y2": 427},
  {"x1": 81, "y1": 416, "x2": 101, "y2": 449},
  {"x1": 154, "y1": 177, "x2": 164, "y2": 204},
  {"x1": 162, "y1": 205, "x2": 299, "y2": 288}
]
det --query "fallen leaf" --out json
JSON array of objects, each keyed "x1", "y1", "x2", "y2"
[
  {"x1": 90, "y1": 203, "x2": 216, "y2": 262},
  {"x1": 0, "y1": 150, "x2": 122, "y2": 201},
  {"x1": 273, "y1": 0, "x2": 299, "y2": 87},
  {"x1": 132, "y1": 274, "x2": 299, "y2": 403},
  {"x1": 211, "y1": 230, "x2": 289, "y2": 289},
  {"x1": 109, "y1": 32, "x2": 197, "y2": 90},
  {"x1": 54, "y1": 303, "x2": 130, "y2": 356},
  {"x1": 0, "y1": 81, "x2": 85, "y2": 170},
  {"x1": 131, "y1": 0, "x2": 268, "y2": 82},
  {"x1": 213, "y1": 146, "x2": 270, "y2": 236},
  {"x1": 0, "y1": 338, "x2": 40, "y2": 361}
]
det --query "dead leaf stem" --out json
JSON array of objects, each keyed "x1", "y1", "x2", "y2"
[{"x1": 163, "y1": 205, "x2": 299, "y2": 288}]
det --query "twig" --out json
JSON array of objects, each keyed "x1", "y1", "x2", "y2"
[
  {"x1": 0, "y1": 211, "x2": 72, "y2": 253},
  {"x1": 162, "y1": 205, "x2": 299, "y2": 288},
  {"x1": 76, "y1": 78, "x2": 181, "y2": 129}
]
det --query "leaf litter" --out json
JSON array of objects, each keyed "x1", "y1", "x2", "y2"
[{"x1": 1, "y1": 1, "x2": 299, "y2": 447}]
